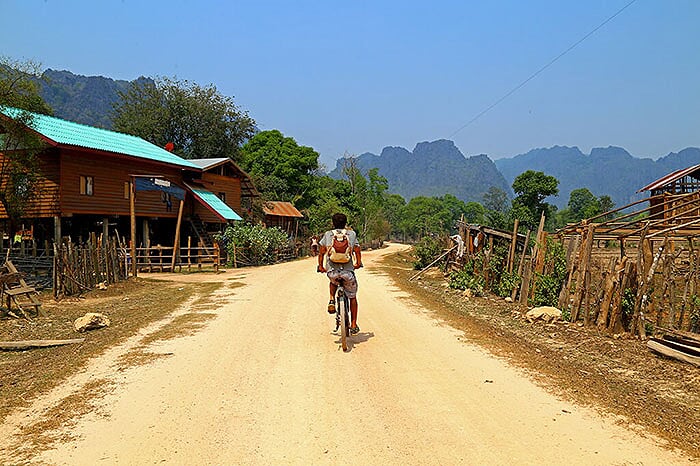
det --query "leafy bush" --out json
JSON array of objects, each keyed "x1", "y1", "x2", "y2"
[
  {"x1": 412, "y1": 236, "x2": 443, "y2": 270},
  {"x1": 448, "y1": 270, "x2": 484, "y2": 296},
  {"x1": 532, "y1": 272, "x2": 562, "y2": 307},
  {"x1": 495, "y1": 271, "x2": 520, "y2": 298},
  {"x1": 485, "y1": 242, "x2": 509, "y2": 291},
  {"x1": 216, "y1": 223, "x2": 288, "y2": 266},
  {"x1": 532, "y1": 238, "x2": 567, "y2": 307}
]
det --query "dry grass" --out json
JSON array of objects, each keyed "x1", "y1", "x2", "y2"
[
  {"x1": 0, "y1": 278, "x2": 221, "y2": 423},
  {"x1": 16, "y1": 378, "x2": 114, "y2": 454}
]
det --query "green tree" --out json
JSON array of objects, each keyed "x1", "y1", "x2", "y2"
[
  {"x1": 338, "y1": 158, "x2": 391, "y2": 241},
  {"x1": 0, "y1": 58, "x2": 53, "y2": 223},
  {"x1": 463, "y1": 201, "x2": 486, "y2": 224},
  {"x1": 482, "y1": 186, "x2": 510, "y2": 229},
  {"x1": 360, "y1": 168, "x2": 392, "y2": 241},
  {"x1": 483, "y1": 186, "x2": 508, "y2": 213},
  {"x1": 439, "y1": 194, "x2": 468, "y2": 226},
  {"x1": 511, "y1": 170, "x2": 559, "y2": 229},
  {"x1": 384, "y1": 193, "x2": 407, "y2": 237},
  {"x1": 239, "y1": 130, "x2": 320, "y2": 210},
  {"x1": 400, "y1": 196, "x2": 452, "y2": 239},
  {"x1": 568, "y1": 188, "x2": 601, "y2": 222},
  {"x1": 598, "y1": 195, "x2": 615, "y2": 220},
  {"x1": 112, "y1": 76, "x2": 255, "y2": 160},
  {"x1": 303, "y1": 175, "x2": 356, "y2": 235}
]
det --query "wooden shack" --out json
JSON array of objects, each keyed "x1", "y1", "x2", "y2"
[
  {"x1": 262, "y1": 201, "x2": 303, "y2": 238},
  {"x1": 637, "y1": 164, "x2": 700, "y2": 224}
]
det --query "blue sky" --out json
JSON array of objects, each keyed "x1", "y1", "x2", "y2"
[{"x1": 2, "y1": 0, "x2": 698, "y2": 168}]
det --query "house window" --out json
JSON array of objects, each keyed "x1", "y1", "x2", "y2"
[
  {"x1": 80, "y1": 176, "x2": 94, "y2": 196},
  {"x1": 218, "y1": 192, "x2": 226, "y2": 202}
]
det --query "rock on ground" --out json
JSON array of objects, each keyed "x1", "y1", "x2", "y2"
[
  {"x1": 526, "y1": 306, "x2": 562, "y2": 323},
  {"x1": 74, "y1": 313, "x2": 111, "y2": 332}
]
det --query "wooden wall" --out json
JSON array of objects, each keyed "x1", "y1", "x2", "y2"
[
  {"x1": 0, "y1": 147, "x2": 246, "y2": 229},
  {"x1": 60, "y1": 149, "x2": 184, "y2": 218},
  {"x1": 0, "y1": 151, "x2": 61, "y2": 219}
]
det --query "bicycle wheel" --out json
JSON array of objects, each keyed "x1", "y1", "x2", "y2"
[{"x1": 338, "y1": 290, "x2": 349, "y2": 351}]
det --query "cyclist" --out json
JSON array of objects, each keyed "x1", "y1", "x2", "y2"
[{"x1": 317, "y1": 213, "x2": 363, "y2": 334}]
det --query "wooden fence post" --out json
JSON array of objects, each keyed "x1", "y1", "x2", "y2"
[
  {"x1": 511, "y1": 230, "x2": 531, "y2": 301},
  {"x1": 597, "y1": 256, "x2": 621, "y2": 330},
  {"x1": 508, "y1": 219, "x2": 519, "y2": 273},
  {"x1": 633, "y1": 237, "x2": 667, "y2": 338},
  {"x1": 570, "y1": 223, "x2": 595, "y2": 323}
]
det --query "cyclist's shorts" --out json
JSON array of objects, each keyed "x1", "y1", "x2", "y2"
[{"x1": 327, "y1": 269, "x2": 358, "y2": 299}]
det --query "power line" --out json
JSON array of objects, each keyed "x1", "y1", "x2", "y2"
[{"x1": 448, "y1": 0, "x2": 638, "y2": 139}]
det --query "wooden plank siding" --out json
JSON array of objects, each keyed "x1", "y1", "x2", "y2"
[
  {"x1": 0, "y1": 151, "x2": 61, "y2": 219},
  {"x1": 192, "y1": 171, "x2": 242, "y2": 223},
  {"x1": 59, "y1": 149, "x2": 184, "y2": 218}
]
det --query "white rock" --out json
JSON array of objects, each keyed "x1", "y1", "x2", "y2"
[
  {"x1": 74, "y1": 313, "x2": 111, "y2": 332},
  {"x1": 525, "y1": 306, "x2": 562, "y2": 323},
  {"x1": 504, "y1": 296, "x2": 513, "y2": 303}
]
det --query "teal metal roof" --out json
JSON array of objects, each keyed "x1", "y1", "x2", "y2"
[
  {"x1": 185, "y1": 183, "x2": 242, "y2": 221},
  {"x1": 0, "y1": 107, "x2": 200, "y2": 170}
]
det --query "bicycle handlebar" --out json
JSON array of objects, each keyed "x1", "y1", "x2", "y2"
[{"x1": 318, "y1": 264, "x2": 363, "y2": 272}]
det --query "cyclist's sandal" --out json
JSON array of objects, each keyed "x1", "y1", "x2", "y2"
[
  {"x1": 327, "y1": 300, "x2": 336, "y2": 313},
  {"x1": 350, "y1": 325, "x2": 360, "y2": 335}
]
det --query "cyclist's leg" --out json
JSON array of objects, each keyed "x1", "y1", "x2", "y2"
[
  {"x1": 349, "y1": 297, "x2": 358, "y2": 328},
  {"x1": 327, "y1": 270, "x2": 340, "y2": 313},
  {"x1": 340, "y1": 271, "x2": 359, "y2": 330}
]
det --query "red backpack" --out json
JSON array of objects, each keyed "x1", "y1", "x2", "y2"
[{"x1": 327, "y1": 229, "x2": 352, "y2": 264}]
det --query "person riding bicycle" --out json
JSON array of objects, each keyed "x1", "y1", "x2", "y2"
[{"x1": 317, "y1": 213, "x2": 363, "y2": 334}]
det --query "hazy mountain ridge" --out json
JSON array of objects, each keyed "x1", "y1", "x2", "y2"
[
  {"x1": 495, "y1": 146, "x2": 700, "y2": 208},
  {"x1": 329, "y1": 139, "x2": 511, "y2": 204},
  {"x1": 34, "y1": 70, "x2": 700, "y2": 210},
  {"x1": 37, "y1": 69, "x2": 152, "y2": 129}
]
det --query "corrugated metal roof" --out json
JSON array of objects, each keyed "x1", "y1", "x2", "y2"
[
  {"x1": 0, "y1": 107, "x2": 200, "y2": 170},
  {"x1": 189, "y1": 157, "x2": 259, "y2": 197},
  {"x1": 637, "y1": 164, "x2": 700, "y2": 192},
  {"x1": 189, "y1": 158, "x2": 229, "y2": 169},
  {"x1": 262, "y1": 201, "x2": 303, "y2": 218},
  {"x1": 185, "y1": 183, "x2": 242, "y2": 221}
]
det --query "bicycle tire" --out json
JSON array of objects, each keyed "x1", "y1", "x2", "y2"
[{"x1": 338, "y1": 290, "x2": 349, "y2": 351}]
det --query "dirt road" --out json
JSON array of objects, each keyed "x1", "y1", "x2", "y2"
[{"x1": 1, "y1": 244, "x2": 689, "y2": 464}]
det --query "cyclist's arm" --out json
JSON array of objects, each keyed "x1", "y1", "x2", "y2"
[
  {"x1": 354, "y1": 245, "x2": 362, "y2": 268},
  {"x1": 317, "y1": 245, "x2": 327, "y2": 272}
]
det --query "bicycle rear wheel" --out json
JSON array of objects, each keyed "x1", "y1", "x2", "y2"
[{"x1": 338, "y1": 291, "x2": 349, "y2": 351}]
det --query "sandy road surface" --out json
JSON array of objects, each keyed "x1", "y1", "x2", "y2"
[{"x1": 1, "y1": 244, "x2": 688, "y2": 465}]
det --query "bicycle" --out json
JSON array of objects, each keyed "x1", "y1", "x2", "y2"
[
  {"x1": 318, "y1": 266, "x2": 360, "y2": 352},
  {"x1": 333, "y1": 277, "x2": 351, "y2": 352}
]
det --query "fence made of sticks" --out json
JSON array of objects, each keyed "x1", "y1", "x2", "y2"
[
  {"x1": 445, "y1": 193, "x2": 700, "y2": 336},
  {"x1": 4, "y1": 233, "x2": 226, "y2": 297},
  {"x1": 53, "y1": 234, "x2": 127, "y2": 297}
]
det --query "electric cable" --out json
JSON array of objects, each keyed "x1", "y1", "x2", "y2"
[{"x1": 448, "y1": 0, "x2": 638, "y2": 138}]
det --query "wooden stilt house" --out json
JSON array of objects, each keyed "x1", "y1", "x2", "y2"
[{"x1": 0, "y1": 107, "x2": 255, "y2": 254}]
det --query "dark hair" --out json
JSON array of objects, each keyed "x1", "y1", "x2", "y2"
[{"x1": 332, "y1": 213, "x2": 347, "y2": 229}]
